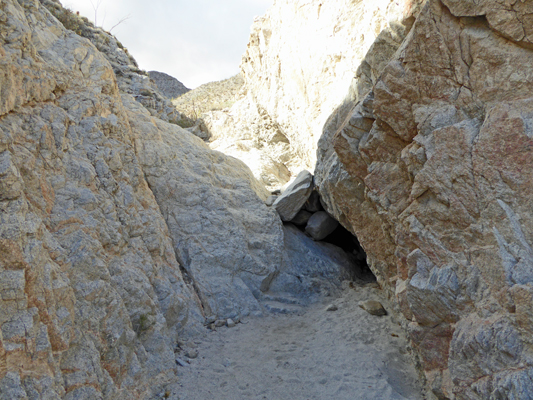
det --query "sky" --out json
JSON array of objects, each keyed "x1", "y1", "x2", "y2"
[{"x1": 63, "y1": 0, "x2": 272, "y2": 88}]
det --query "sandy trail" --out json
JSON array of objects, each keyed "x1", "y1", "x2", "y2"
[{"x1": 175, "y1": 285, "x2": 426, "y2": 400}]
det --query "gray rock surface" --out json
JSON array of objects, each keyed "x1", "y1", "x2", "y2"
[
  {"x1": 40, "y1": 0, "x2": 186, "y2": 125},
  {"x1": 305, "y1": 211, "x2": 339, "y2": 241},
  {"x1": 126, "y1": 93, "x2": 285, "y2": 321},
  {"x1": 149, "y1": 70, "x2": 190, "y2": 99},
  {"x1": 273, "y1": 170, "x2": 314, "y2": 221},
  {"x1": 264, "y1": 224, "x2": 357, "y2": 302}
]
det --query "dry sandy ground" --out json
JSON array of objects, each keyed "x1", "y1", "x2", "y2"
[{"x1": 174, "y1": 285, "x2": 427, "y2": 400}]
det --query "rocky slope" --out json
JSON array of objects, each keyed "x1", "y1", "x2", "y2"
[
  {"x1": 148, "y1": 71, "x2": 190, "y2": 99},
  {"x1": 206, "y1": 0, "x2": 533, "y2": 398},
  {"x1": 41, "y1": 0, "x2": 185, "y2": 125},
  {"x1": 0, "y1": 1, "x2": 361, "y2": 398}
]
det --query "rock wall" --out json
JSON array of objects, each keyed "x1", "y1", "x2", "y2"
[
  {"x1": 218, "y1": 0, "x2": 533, "y2": 398},
  {"x1": 0, "y1": 1, "x2": 362, "y2": 398},
  {"x1": 0, "y1": 2, "x2": 199, "y2": 397}
]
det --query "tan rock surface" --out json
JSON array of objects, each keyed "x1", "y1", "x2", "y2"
[
  {"x1": 215, "y1": 0, "x2": 533, "y2": 398},
  {"x1": 204, "y1": 0, "x2": 423, "y2": 190},
  {"x1": 0, "y1": 1, "x2": 205, "y2": 397},
  {"x1": 317, "y1": 1, "x2": 533, "y2": 398}
]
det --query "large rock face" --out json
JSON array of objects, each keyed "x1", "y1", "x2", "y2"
[
  {"x1": 0, "y1": 0, "x2": 286, "y2": 397},
  {"x1": 0, "y1": 1, "x2": 360, "y2": 398},
  {"x1": 217, "y1": 0, "x2": 533, "y2": 398},
  {"x1": 0, "y1": 2, "x2": 199, "y2": 397}
]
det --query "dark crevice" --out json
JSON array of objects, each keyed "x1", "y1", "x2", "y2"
[
  {"x1": 292, "y1": 214, "x2": 376, "y2": 284},
  {"x1": 322, "y1": 224, "x2": 376, "y2": 283}
]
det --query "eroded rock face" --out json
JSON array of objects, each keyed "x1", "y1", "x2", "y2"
[
  {"x1": 317, "y1": 1, "x2": 533, "y2": 398},
  {"x1": 202, "y1": 0, "x2": 424, "y2": 190},
  {"x1": 226, "y1": 0, "x2": 533, "y2": 397},
  {"x1": 0, "y1": 1, "x2": 361, "y2": 397},
  {"x1": 0, "y1": 0, "x2": 285, "y2": 397},
  {"x1": 0, "y1": 2, "x2": 200, "y2": 397},
  {"x1": 40, "y1": 0, "x2": 186, "y2": 125},
  {"x1": 125, "y1": 94, "x2": 285, "y2": 320}
]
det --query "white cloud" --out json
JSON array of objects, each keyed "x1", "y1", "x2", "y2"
[{"x1": 62, "y1": 0, "x2": 272, "y2": 88}]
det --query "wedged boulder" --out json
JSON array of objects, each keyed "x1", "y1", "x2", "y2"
[
  {"x1": 291, "y1": 210, "x2": 313, "y2": 226},
  {"x1": 305, "y1": 211, "x2": 339, "y2": 241},
  {"x1": 273, "y1": 170, "x2": 314, "y2": 221}
]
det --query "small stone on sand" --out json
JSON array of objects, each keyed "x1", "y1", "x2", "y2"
[
  {"x1": 215, "y1": 319, "x2": 226, "y2": 327},
  {"x1": 326, "y1": 304, "x2": 338, "y2": 312},
  {"x1": 185, "y1": 349, "x2": 199, "y2": 359},
  {"x1": 359, "y1": 300, "x2": 387, "y2": 316},
  {"x1": 227, "y1": 318, "x2": 236, "y2": 328},
  {"x1": 175, "y1": 358, "x2": 188, "y2": 367}
]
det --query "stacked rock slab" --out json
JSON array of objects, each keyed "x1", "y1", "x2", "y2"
[
  {"x1": 273, "y1": 170, "x2": 314, "y2": 221},
  {"x1": 305, "y1": 212, "x2": 339, "y2": 241},
  {"x1": 219, "y1": 0, "x2": 533, "y2": 398}
]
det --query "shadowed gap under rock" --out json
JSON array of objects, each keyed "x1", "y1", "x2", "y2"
[
  {"x1": 292, "y1": 216, "x2": 377, "y2": 284},
  {"x1": 322, "y1": 223, "x2": 376, "y2": 283}
]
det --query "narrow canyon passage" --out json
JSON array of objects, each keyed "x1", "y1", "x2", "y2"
[{"x1": 172, "y1": 285, "x2": 426, "y2": 400}]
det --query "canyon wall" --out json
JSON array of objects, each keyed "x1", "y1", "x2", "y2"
[
  {"x1": 224, "y1": 0, "x2": 533, "y2": 398},
  {"x1": 0, "y1": 1, "x2": 274, "y2": 397},
  {"x1": 0, "y1": 1, "x2": 364, "y2": 397}
]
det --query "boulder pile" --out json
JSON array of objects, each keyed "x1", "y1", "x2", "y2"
[{"x1": 271, "y1": 171, "x2": 340, "y2": 242}]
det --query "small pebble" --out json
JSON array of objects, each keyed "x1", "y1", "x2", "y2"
[
  {"x1": 215, "y1": 319, "x2": 226, "y2": 327},
  {"x1": 205, "y1": 315, "x2": 216, "y2": 324},
  {"x1": 326, "y1": 304, "x2": 338, "y2": 312},
  {"x1": 175, "y1": 358, "x2": 188, "y2": 367},
  {"x1": 185, "y1": 349, "x2": 199, "y2": 359},
  {"x1": 359, "y1": 300, "x2": 387, "y2": 316},
  {"x1": 227, "y1": 318, "x2": 236, "y2": 328},
  {"x1": 265, "y1": 195, "x2": 278, "y2": 206}
]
